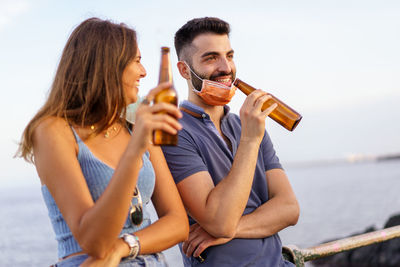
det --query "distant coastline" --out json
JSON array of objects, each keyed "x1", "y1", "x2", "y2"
[
  {"x1": 284, "y1": 152, "x2": 400, "y2": 168},
  {"x1": 377, "y1": 153, "x2": 400, "y2": 162}
]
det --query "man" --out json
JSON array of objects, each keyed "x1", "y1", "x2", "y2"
[{"x1": 162, "y1": 17, "x2": 299, "y2": 266}]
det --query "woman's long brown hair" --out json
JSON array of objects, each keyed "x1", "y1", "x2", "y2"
[{"x1": 17, "y1": 17, "x2": 137, "y2": 162}]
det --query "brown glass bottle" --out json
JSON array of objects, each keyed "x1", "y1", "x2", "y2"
[
  {"x1": 233, "y1": 78, "x2": 302, "y2": 131},
  {"x1": 153, "y1": 47, "x2": 178, "y2": 145}
]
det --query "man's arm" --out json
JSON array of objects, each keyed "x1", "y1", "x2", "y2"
[
  {"x1": 176, "y1": 139, "x2": 261, "y2": 238},
  {"x1": 182, "y1": 168, "x2": 299, "y2": 258},
  {"x1": 235, "y1": 168, "x2": 299, "y2": 238},
  {"x1": 176, "y1": 91, "x2": 277, "y2": 238}
]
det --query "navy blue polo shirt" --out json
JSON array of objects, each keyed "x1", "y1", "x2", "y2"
[{"x1": 162, "y1": 101, "x2": 293, "y2": 267}]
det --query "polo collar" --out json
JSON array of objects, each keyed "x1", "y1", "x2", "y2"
[{"x1": 180, "y1": 100, "x2": 231, "y2": 120}]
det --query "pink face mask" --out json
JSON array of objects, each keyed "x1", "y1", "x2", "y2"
[{"x1": 185, "y1": 63, "x2": 236, "y2": 106}]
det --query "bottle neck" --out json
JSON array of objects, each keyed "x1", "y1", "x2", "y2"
[
  {"x1": 233, "y1": 78, "x2": 255, "y2": 95},
  {"x1": 159, "y1": 52, "x2": 173, "y2": 84}
]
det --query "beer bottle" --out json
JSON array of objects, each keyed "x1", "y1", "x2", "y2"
[
  {"x1": 153, "y1": 47, "x2": 178, "y2": 145},
  {"x1": 233, "y1": 78, "x2": 302, "y2": 131}
]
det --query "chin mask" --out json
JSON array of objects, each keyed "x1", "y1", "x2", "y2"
[{"x1": 185, "y1": 63, "x2": 236, "y2": 106}]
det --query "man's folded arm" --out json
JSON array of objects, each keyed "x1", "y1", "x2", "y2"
[{"x1": 235, "y1": 168, "x2": 300, "y2": 239}]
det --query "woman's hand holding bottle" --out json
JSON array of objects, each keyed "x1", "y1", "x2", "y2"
[{"x1": 129, "y1": 82, "x2": 182, "y2": 152}]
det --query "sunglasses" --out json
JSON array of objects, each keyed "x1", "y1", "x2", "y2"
[{"x1": 130, "y1": 187, "x2": 143, "y2": 226}]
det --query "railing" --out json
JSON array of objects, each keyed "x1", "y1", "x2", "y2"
[{"x1": 282, "y1": 225, "x2": 400, "y2": 266}]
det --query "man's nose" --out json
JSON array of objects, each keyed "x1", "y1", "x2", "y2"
[{"x1": 217, "y1": 57, "x2": 232, "y2": 74}]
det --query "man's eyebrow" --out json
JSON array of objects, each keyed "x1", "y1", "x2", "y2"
[
  {"x1": 200, "y1": 51, "x2": 220, "y2": 58},
  {"x1": 200, "y1": 49, "x2": 234, "y2": 58}
]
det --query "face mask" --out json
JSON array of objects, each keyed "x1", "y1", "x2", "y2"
[{"x1": 185, "y1": 62, "x2": 236, "y2": 106}]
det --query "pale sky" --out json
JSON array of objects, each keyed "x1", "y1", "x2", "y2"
[{"x1": 1, "y1": 0, "x2": 399, "y2": 187}]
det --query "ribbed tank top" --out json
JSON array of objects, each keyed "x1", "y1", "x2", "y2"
[{"x1": 41, "y1": 127, "x2": 155, "y2": 259}]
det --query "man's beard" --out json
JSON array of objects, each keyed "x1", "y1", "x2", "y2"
[{"x1": 189, "y1": 66, "x2": 236, "y2": 92}]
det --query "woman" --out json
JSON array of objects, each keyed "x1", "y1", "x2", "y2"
[{"x1": 17, "y1": 17, "x2": 188, "y2": 266}]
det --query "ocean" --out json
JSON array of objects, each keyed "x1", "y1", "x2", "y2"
[{"x1": 1, "y1": 160, "x2": 399, "y2": 266}]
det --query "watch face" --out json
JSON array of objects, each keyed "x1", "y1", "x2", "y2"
[
  {"x1": 126, "y1": 234, "x2": 135, "y2": 243},
  {"x1": 123, "y1": 234, "x2": 139, "y2": 257},
  {"x1": 125, "y1": 234, "x2": 137, "y2": 246}
]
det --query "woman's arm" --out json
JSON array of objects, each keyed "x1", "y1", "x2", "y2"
[
  {"x1": 34, "y1": 83, "x2": 183, "y2": 259},
  {"x1": 33, "y1": 116, "x2": 145, "y2": 259},
  {"x1": 133, "y1": 145, "x2": 189, "y2": 254},
  {"x1": 80, "y1": 145, "x2": 189, "y2": 266},
  {"x1": 34, "y1": 118, "x2": 142, "y2": 258}
]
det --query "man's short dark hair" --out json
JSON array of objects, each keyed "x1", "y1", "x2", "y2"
[{"x1": 174, "y1": 17, "x2": 230, "y2": 61}]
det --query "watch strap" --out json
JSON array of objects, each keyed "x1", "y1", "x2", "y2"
[{"x1": 132, "y1": 234, "x2": 140, "y2": 257}]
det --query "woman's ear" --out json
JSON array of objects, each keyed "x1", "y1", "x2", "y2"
[{"x1": 177, "y1": 61, "x2": 191, "y2": 80}]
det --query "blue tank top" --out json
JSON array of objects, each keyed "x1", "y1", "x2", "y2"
[{"x1": 41, "y1": 127, "x2": 155, "y2": 259}]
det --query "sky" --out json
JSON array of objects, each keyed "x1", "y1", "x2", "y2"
[{"x1": 1, "y1": 0, "x2": 399, "y2": 187}]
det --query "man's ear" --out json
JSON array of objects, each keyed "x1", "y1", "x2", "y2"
[{"x1": 177, "y1": 61, "x2": 191, "y2": 80}]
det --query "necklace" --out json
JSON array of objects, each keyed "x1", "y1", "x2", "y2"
[{"x1": 90, "y1": 124, "x2": 121, "y2": 138}]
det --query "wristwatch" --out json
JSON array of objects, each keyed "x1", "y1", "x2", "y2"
[{"x1": 121, "y1": 233, "x2": 140, "y2": 258}]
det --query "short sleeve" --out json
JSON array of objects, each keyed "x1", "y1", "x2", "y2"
[
  {"x1": 161, "y1": 129, "x2": 208, "y2": 184},
  {"x1": 260, "y1": 130, "x2": 283, "y2": 171}
]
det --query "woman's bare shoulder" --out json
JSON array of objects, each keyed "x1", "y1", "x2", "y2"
[{"x1": 33, "y1": 116, "x2": 75, "y2": 145}]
